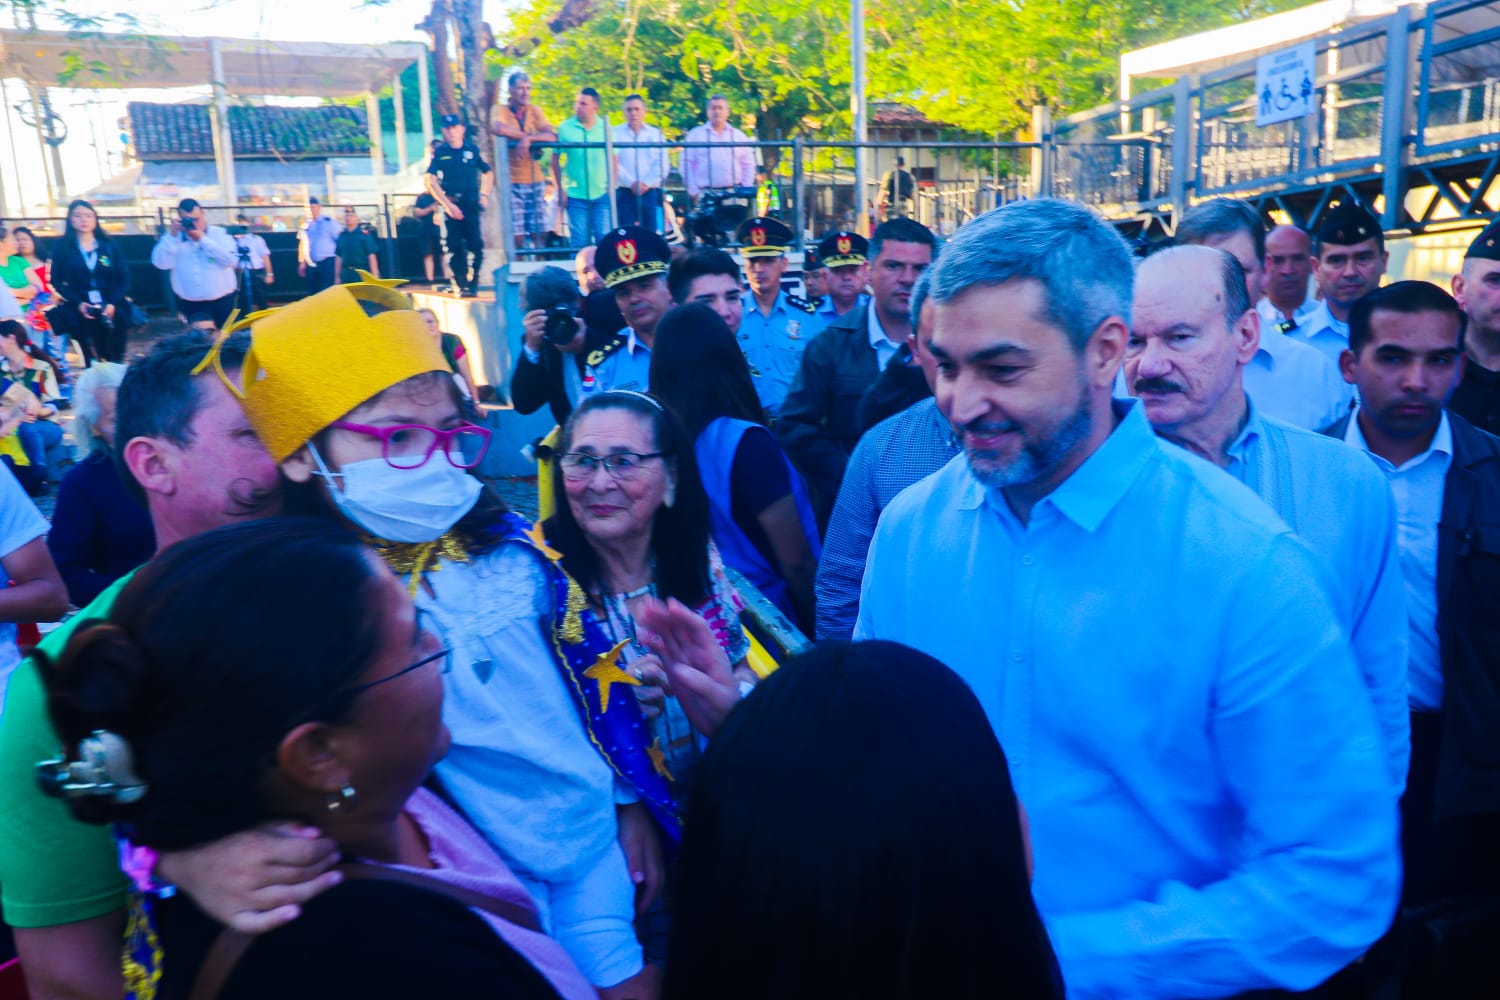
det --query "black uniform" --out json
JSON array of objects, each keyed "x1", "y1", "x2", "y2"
[
  {"x1": 1451, "y1": 219, "x2": 1500, "y2": 436},
  {"x1": 427, "y1": 140, "x2": 491, "y2": 292}
]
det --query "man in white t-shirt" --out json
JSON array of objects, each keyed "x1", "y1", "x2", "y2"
[{"x1": 0, "y1": 470, "x2": 67, "y2": 707}]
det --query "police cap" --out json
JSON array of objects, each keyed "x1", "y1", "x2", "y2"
[
  {"x1": 1463, "y1": 217, "x2": 1500, "y2": 262},
  {"x1": 439, "y1": 113, "x2": 463, "y2": 128},
  {"x1": 737, "y1": 216, "x2": 793, "y2": 258},
  {"x1": 1314, "y1": 201, "x2": 1380, "y2": 248},
  {"x1": 596, "y1": 226, "x2": 672, "y2": 289},
  {"x1": 817, "y1": 230, "x2": 869, "y2": 268}
]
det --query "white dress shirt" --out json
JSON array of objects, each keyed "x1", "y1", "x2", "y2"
[
  {"x1": 681, "y1": 123, "x2": 756, "y2": 195},
  {"x1": 151, "y1": 225, "x2": 238, "y2": 301},
  {"x1": 612, "y1": 122, "x2": 670, "y2": 190},
  {"x1": 1247, "y1": 319, "x2": 1355, "y2": 430},
  {"x1": 1345, "y1": 409, "x2": 1453, "y2": 712},
  {"x1": 1257, "y1": 295, "x2": 1319, "y2": 329}
]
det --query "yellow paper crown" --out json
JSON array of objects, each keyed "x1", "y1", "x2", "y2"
[{"x1": 195, "y1": 274, "x2": 449, "y2": 463}]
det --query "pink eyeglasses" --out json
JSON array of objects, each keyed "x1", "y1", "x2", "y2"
[{"x1": 330, "y1": 421, "x2": 492, "y2": 470}]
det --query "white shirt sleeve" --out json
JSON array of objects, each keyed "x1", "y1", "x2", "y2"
[{"x1": 150, "y1": 234, "x2": 180, "y2": 270}]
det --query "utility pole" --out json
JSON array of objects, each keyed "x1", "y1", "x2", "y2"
[{"x1": 851, "y1": 0, "x2": 868, "y2": 236}]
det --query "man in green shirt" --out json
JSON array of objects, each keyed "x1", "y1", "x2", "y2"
[
  {"x1": 555, "y1": 87, "x2": 613, "y2": 250},
  {"x1": 0, "y1": 331, "x2": 341, "y2": 1000}
]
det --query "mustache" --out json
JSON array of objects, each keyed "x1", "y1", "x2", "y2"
[{"x1": 1134, "y1": 376, "x2": 1185, "y2": 395}]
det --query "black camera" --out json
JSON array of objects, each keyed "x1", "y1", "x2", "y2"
[
  {"x1": 543, "y1": 304, "x2": 580, "y2": 346},
  {"x1": 180, "y1": 217, "x2": 196, "y2": 231},
  {"x1": 82, "y1": 303, "x2": 115, "y2": 331}
]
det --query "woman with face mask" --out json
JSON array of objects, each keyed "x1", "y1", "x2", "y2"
[{"x1": 198, "y1": 279, "x2": 671, "y2": 999}]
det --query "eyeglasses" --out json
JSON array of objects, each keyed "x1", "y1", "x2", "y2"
[
  {"x1": 335, "y1": 644, "x2": 452, "y2": 700},
  {"x1": 557, "y1": 451, "x2": 667, "y2": 482},
  {"x1": 331, "y1": 421, "x2": 492, "y2": 470}
]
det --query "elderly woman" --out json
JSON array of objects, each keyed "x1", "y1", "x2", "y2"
[
  {"x1": 39, "y1": 518, "x2": 591, "y2": 998},
  {"x1": 46, "y1": 362, "x2": 155, "y2": 606},
  {"x1": 545, "y1": 390, "x2": 756, "y2": 790},
  {"x1": 210, "y1": 280, "x2": 670, "y2": 998},
  {"x1": 649, "y1": 304, "x2": 820, "y2": 629}
]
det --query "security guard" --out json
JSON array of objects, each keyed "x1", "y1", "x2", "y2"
[
  {"x1": 589, "y1": 225, "x2": 674, "y2": 393},
  {"x1": 814, "y1": 229, "x2": 871, "y2": 322},
  {"x1": 736, "y1": 215, "x2": 826, "y2": 415},
  {"x1": 424, "y1": 113, "x2": 494, "y2": 297}
]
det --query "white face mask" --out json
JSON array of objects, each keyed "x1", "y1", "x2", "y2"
[{"x1": 310, "y1": 443, "x2": 482, "y2": 543}]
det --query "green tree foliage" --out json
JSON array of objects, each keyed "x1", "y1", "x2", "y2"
[{"x1": 497, "y1": 0, "x2": 1304, "y2": 138}]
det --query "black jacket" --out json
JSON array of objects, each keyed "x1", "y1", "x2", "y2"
[
  {"x1": 775, "y1": 302, "x2": 880, "y2": 523},
  {"x1": 1326, "y1": 410, "x2": 1500, "y2": 820},
  {"x1": 49, "y1": 238, "x2": 132, "y2": 313},
  {"x1": 857, "y1": 342, "x2": 931, "y2": 433},
  {"x1": 511, "y1": 291, "x2": 625, "y2": 426}
]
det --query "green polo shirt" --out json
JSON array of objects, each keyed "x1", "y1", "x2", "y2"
[
  {"x1": 0, "y1": 573, "x2": 135, "y2": 927},
  {"x1": 556, "y1": 116, "x2": 611, "y2": 202}
]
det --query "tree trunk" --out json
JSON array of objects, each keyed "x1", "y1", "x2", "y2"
[
  {"x1": 418, "y1": 0, "x2": 459, "y2": 116},
  {"x1": 452, "y1": 0, "x2": 504, "y2": 278}
]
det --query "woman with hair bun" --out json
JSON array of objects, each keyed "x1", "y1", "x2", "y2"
[{"x1": 39, "y1": 517, "x2": 591, "y2": 999}]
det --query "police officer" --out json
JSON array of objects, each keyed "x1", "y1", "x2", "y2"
[
  {"x1": 814, "y1": 229, "x2": 871, "y2": 322},
  {"x1": 736, "y1": 216, "x2": 826, "y2": 416},
  {"x1": 424, "y1": 113, "x2": 494, "y2": 297},
  {"x1": 588, "y1": 226, "x2": 674, "y2": 393}
]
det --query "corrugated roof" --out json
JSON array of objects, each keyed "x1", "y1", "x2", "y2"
[
  {"x1": 870, "y1": 102, "x2": 950, "y2": 128},
  {"x1": 128, "y1": 102, "x2": 369, "y2": 159}
]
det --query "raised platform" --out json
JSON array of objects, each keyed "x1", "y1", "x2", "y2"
[{"x1": 410, "y1": 277, "x2": 553, "y2": 479}]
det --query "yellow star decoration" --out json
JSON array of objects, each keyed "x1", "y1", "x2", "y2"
[
  {"x1": 647, "y1": 739, "x2": 675, "y2": 782},
  {"x1": 353, "y1": 269, "x2": 408, "y2": 291},
  {"x1": 582, "y1": 640, "x2": 639, "y2": 713},
  {"x1": 525, "y1": 522, "x2": 564, "y2": 562}
]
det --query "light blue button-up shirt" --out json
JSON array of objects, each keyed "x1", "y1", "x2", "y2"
[
  {"x1": 1288, "y1": 299, "x2": 1350, "y2": 365},
  {"x1": 298, "y1": 214, "x2": 341, "y2": 263},
  {"x1": 1344, "y1": 409, "x2": 1453, "y2": 712},
  {"x1": 738, "y1": 290, "x2": 825, "y2": 414},
  {"x1": 857, "y1": 402, "x2": 1398, "y2": 998},
  {"x1": 814, "y1": 291, "x2": 868, "y2": 323},
  {"x1": 1247, "y1": 320, "x2": 1355, "y2": 430},
  {"x1": 588, "y1": 327, "x2": 652, "y2": 394},
  {"x1": 1223, "y1": 400, "x2": 1409, "y2": 790}
]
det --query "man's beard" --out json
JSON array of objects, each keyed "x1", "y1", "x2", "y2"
[{"x1": 961, "y1": 384, "x2": 1093, "y2": 490}]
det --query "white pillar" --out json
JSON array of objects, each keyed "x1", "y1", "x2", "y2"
[
  {"x1": 392, "y1": 69, "x2": 409, "y2": 170},
  {"x1": 366, "y1": 92, "x2": 384, "y2": 179},
  {"x1": 210, "y1": 39, "x2": 237, "y2": 205},
  {"x1": 851, "y1": 0, "x2": 868, "y2": 235},
  {"x1": 417, "y1": 49, "x2": 434, "y2": 153}
]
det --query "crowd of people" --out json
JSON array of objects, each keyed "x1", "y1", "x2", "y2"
[{"x1": 0, "y1": 178, "x2": 1496, "y2": 1000}]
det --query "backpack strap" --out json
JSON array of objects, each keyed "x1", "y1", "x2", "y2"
[{"x1": 188, "y1": 862, "x2": 543, "y2": 1000}]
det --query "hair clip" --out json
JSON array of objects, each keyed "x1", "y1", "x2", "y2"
[{"x1": 35, "y1": 730, "x2": 149, "y2": 805}]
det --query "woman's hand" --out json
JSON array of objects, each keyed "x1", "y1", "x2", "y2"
[
  {"x1": 630, "y1": 653, "x2": 669, "y2": 721},
  {"x1": 615, "y1": 802, "x2": 664, "y2": 918},
  {"x1": 156, "y1": 821, "x2": 342, "y2": 934},
  {"x1": 636, "y1": 597, "x2": 741, "y2": 738}
]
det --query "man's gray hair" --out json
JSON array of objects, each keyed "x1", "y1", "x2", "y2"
[
  {"x1": 1175, "y1": 198, "x2": 1265, "y2": 264},
  {"x1": 707, "y1": 94, "x2": 730, "y2": 106},
  {"x1": 927, "y1": 199, "x2": 1134, "y2": 352},
  {"x1": 507, "y1": 71, "x2": 530, "y2": 89},
  {"x1": 523, "y1": 265, "x2": 580, "y2": 313},
  {"x1": 72, "y1": 361, "x2": 127, "y2": 455},
  {"x1": 909, "y1": 269, "x2": 932, "y2": 330}
]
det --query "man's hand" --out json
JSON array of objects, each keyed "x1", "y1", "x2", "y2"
[
  {"x1": 518, "y1": 136, "x2": 531, "y2": 157},
  {"x1": 631, "y1": 181, "x2": 647, "y2": 197},
  {"x1": 186, "y1": 225, "x2": 204, "y2": 242},
  {"x1": 636, "y1": 597, "x2": 741, "y2": 737},
  {"x1": 446, "y1": 202, "x2": 465, "y2": 221},
  {"x1": 156, "y1": 821, "x2": 342, "y2": 934},
  {"x1": 522, "y1": 308, "x2": 549, "y2": 352},
  {"x1": 615, "y1": 802, "x2": 664, "y2": 919},
  {"x1": 264, "y1": 272, "x2": 275, "y2": 286},
  {"x1": 169, "y1": 219, "x2": 183, "y2": 238},
  {"x1": 103, "y1": 304, "x2": 116, "y2": 321}
]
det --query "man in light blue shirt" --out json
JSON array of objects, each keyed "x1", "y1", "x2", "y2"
[
  {"x1": 1293, "y1": 200, "x2": 1388, "y2": 364},
  {"x1": 1126, "y1": 244, "x2": 1409, "y2": 792},
  {"x1": 588, "y1": 226, "x2": 674, "y2": 394},
  {"x1": 817, "y1": 272, "x2": 958, "y2": 640},
  {"x1": 857, "y1": 200, "x2": 1399, "y2": 998},
  {"x1": 1172, "y1": 199, "x2": 1352, "y2": 429},
  {"x1": 735, "y1": 216, "x2": 824, "y2": 415}
]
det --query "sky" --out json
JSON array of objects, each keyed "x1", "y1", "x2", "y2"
[{"x1": 1, "y1": 0, "x2": 502, "y2": 215}]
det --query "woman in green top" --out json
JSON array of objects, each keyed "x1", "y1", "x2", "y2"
[
  {"x1": 417, "y1": 306, "x2": 476, "y2": 401},
  {"x1": 0, "y1": 226, "x2": 43, "y2": 307}
]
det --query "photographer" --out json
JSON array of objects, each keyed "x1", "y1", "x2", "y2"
[
  {"x1": 150, "y1": 198, "x2": 238, "y2": 328},
  {"x1": 233, "y1": 215, "x2": 274, "y2": 312},
  {"x1": 512, "y1": 265, "x2": 621, "y2": 425},
  {"x1": 49, "y1": 199, "x2": 136, "y2": 365}
]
